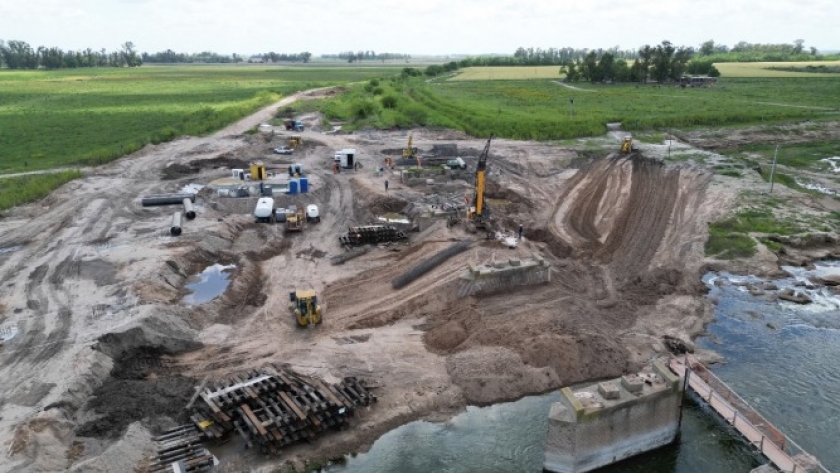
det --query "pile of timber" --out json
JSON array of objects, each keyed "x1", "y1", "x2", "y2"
[
  {"x1": 149, "y1": 424, "x2": 217, "y2": 473},
  {"x1": 339, "y1": 225, "x2": 407, "y2": 246},
  {"x1": 190, "y1": 366, "x2": 376, "y2": 456}
]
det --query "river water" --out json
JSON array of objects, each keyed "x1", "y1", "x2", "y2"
[{"x1": 327, "y1": 265, "x2": 840, "y2": 473}]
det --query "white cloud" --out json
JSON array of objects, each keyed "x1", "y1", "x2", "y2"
[{"x1": 0, "y1": 0, "x2": 837, "y2": 55}]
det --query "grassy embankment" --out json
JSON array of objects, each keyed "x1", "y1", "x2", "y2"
[
  {"x1": 0, "y1": 65, "x2": 396, "y2": 210},
  {"x1": 0, "y1": 171, "x2": 83, "y2": 211}
]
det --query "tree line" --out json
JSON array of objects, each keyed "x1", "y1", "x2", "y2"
[
  {"x1": 142, "y1": 50, "x2": 245, "y2": 64},
  {"x1": 321, "y1": 51, "x2": 412, "y2": 63},
  {"x1": 0, "y1": 40, "x2": 140, "y2": 69},
  {"x1": 562, "y1": 41, "x2": 712, "y2": 83}
]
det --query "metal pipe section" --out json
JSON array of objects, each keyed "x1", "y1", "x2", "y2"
[
  {"x1": 392, "y1": 241, "x2": 471, "y2": 289},
  {"x1": 142, "y1": 193, "x2": 196, "y2": 207},
  {"x1": 170, "y1": 212, "x2": 182, "y2": 236},
  {"x1": 182, "y1": 198, "x2": 196, "y2": 220}
]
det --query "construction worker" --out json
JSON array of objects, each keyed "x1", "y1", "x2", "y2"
[
  {"x1": 518, "y1": 224, "x2": 524, "y2": 240},
  {"x1": 385, "y1": 180, "x2": 389, "y2": 192}
]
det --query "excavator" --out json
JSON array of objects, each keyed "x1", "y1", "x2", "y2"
[
  {"x1": 466, "y1": 136, "x2": 493, "y2": 236},
  {"x1": 620, "y1": 136, "x2": 633, "y2": 154},
  {"x1": 403, "y1": 133, "x2": 418, "y2": 160},
  {"x1": 289, "y1": 289, "x2": 322, "y2": 327}
]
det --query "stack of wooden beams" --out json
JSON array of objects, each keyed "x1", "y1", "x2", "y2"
[{"x1": 190, "y1": 366, "x2": 376, "y2": 455}]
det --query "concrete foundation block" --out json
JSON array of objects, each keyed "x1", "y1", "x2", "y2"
[
  {"x1": 544, "y1": 366, "x2": 683, "y2": 473},
  {"x1": 621, "y1": 374, "x2": 644, "y2": 393},
  {"x1": 597, "y1": 382, "x2": 620, "y2": 400}
]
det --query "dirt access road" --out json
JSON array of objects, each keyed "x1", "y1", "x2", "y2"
[{"x1": 0, "y1": 91, "x2": 731, "y2": 472}]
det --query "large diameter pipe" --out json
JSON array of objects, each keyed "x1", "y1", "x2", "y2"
[
  {"x1": 170, "y1": 212, "x2": 182, "y2": 236},
  {"x1": 142, "y1": 193, "x2": 196, "y2": 207},
  {"x1": 182, "y1": 198, "x2": 196, "y2": 220},
  {"x1": 392, "y1": 241, "x2": 471, "y2": 289}
]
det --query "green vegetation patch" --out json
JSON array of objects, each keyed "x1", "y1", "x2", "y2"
[
  {"x1": 0, "y1": 66, "x2": 396, "y2": 173},
  {"x1": 724, "y1": 140, "x2": 840, "y2": 170},
  {"x1": 311, "y1": 75, "x2": 840, "y2": 141},
  {"x1": 705, "y1": 209, "x2": 801, "y2": 259},
  {"x1": 0, "y1": 170, "x2": 82, "y2": 211}
]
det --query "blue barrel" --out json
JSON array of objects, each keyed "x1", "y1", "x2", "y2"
[
  {"x1": 288, "y1": 179, "x2": 299, "y2": 195},
  {"x1": 299, "y1": 177, "x2": 309, "y2": 193}
]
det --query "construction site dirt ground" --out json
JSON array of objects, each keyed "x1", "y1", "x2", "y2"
[{"x1": 1, "y1": 91, "x2": 837, "y2": 472}]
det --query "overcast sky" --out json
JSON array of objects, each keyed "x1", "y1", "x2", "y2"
[{"x1": 1, "y1": 0, "x2": 836, "y2": 55}]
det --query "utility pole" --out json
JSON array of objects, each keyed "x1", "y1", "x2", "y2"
[
  {"x1": 569, "y1": 98, "x2": 574, "y2": 120},
  {"x1": 768, "y1": 144, "x2": 780, "y2": 193}
]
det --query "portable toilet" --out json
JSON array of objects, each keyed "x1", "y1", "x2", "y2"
[
  {"x1": 288, "y1": 179, "x2": 299, "y2": 195},
  {"x1": 250, "y1": 162, "x2": 267, "y2": 180},
  {"x1": 299, "y1": 177, "x2": 309, "y2": 193},
  {"x1": 340, "y1": 149, "x2": 356, "y2": 169}
]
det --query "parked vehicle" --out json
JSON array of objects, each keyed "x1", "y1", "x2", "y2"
[
  {"x1": 306, "y1": 204, "x2": 320, "y2": 223},
  {"x1": 274, "y1": 147, "x2": 294, "y2": 155},
  {"x1": 254, "y1": 197, "x2": 275, "y2": 223}
]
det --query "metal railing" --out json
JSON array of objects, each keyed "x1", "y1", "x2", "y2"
[{"x1": 678, "y1": 356, "x2": 831, "y2": 473}]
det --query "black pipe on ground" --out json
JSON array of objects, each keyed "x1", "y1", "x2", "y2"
[
  {"x1": 170, "y1": 212, "x2": 182, "y2": 236},
  {"x1": 142, "y1": 193, "x2": 196, "y2": 207},
  {"x1": 392, "y1": 241, "x2": 471, "y2": 289},
  {"x1": 182, "y1": 198, "x2": 196, "y2": 220}
]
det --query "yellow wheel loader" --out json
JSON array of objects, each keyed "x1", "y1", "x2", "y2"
[{"x1": 289, "y1": 289, "x2": 322, "y2": 327}]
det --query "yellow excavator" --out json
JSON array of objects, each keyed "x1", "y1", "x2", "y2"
[
  {"x1": 466, "y1": 136, "x2": 493, "y2": 236},
  {"x1": 403, "y1": 133, "x2": 418, "y2": 160},
  {"x1": 620, "y1": 136, "x2": 633, "y2": 154},
  {"x1": 289, "y1": 289, "x2": 322, "y2": 327}
]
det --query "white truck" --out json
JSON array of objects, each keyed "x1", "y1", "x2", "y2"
[
  {"x1": 306, "y1": 204, "x2": 320, "y2": 223},
  {"x1": 254, "y1": 197, "x2": 275, "y2": 223}
]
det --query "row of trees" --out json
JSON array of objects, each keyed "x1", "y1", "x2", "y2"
[
  {"x1": 0, "y1": 40, "x2": 140, "y2": 69},
  {"x1": 256, "y1": 51, "x2": 312, "y2": 63},
  {"x1": 321, "y1": 51, "x2": 411, "y2": 63},
  {"x1": 142, "y1": 50, "x2": 246, "y2": 63},
  {"x1": 562, "y1": 41, "x2": 703, "y2": 83},
  {"x1": 513, "y1": 46, "x2": 637, "y2": 65}
]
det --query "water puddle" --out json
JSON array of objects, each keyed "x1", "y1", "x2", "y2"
[
  {"x1": 0, "y1": 245, "x2": 22, "y2": 255},
  {"x1": 0, "y1": 324, "x2": 19, "y2": 342},
  {"x1": 182, "y1": 264, "x2": 236, "y2": 305},
  {"x1": 820, "y1": 156, "x2": 840, "y2": 173}
]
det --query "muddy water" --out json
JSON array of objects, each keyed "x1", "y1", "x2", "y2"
[
  {"x1": 327, "y1": 393, "x2": 755, "y2": 473},
  {"x1": 699, "y1": 267, "x2": 840, "y2": 470},
  {"x1": 182, "y1": 263, "x2": 236, "y2": 305}
]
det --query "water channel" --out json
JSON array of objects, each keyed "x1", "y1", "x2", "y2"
[{"x1": 326, "y1": 265, "x2": 840, "y2": 472}]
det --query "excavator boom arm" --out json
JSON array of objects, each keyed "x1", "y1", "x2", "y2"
[{"x1": 474, "y1": 136, "x2": 492, "y2": 217}]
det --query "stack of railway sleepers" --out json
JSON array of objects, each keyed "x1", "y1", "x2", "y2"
[
  {"x1": 190, "y1": 366, "x2": 376, "y2": 455},
  {"x1": 339, "y1": 225, "x2": 407, "y2": 246},
  {"x1": 149, "y1": 424, "x2": 217, "y2": 473}
]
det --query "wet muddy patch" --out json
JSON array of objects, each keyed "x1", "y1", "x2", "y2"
[
  {"x1": 182, "y1": 263, "x2": 236, "y2": 305},
  {"x1": 77, "y1": 330, "x2": 200, "y2": 439}
]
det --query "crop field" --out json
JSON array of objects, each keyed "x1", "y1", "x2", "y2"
[
  {"x1": 0, "y1": 65, "x2": 396, "y2": 174},
  {"x1": 723, "y1": 140, "x2": 840, "y2": 171},
  {"x1": 319, "y1": 75, "x2": 840, "y2": 141},
  {"x1": 449, "y1": 66, "x2": 563, "y2": 81},
  {"x1": 715, "y1": 61, "x2": 840, "y2": 77}
]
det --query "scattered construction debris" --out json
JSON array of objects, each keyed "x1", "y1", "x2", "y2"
[
  {"x1": 339, "y1": 225, "x2": 407, "y2": 247},
  {"x1": 188, "y1": 367, "x2": 376, "y2": 456},
  {"x1": 458, "y1": 254, "x2": 551, "y2": 297},
  {"x1": 392, "y1": 240, "x2": 471, "y2": 289}
]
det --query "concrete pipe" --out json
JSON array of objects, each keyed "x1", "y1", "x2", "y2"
[
  {"x1": 182, "y1": 198, "x2": 196, "y2": 220},
  {"x1": 141, "y1": 193, "x2": 196, "y2": 207},
  {"x1": 170, "y1": 212, "x2": 183, "y2": 236}
]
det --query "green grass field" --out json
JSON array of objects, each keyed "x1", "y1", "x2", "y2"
[
  {"x1": 0, "y1": 65, "x2": 396, "y2": 174},
  {"x1": 0, "y1": 170, "x2": 82, "y2": 211},
  {"x1": 315, "y1": 76, "x2": 840, "y2": 141},
  {"x1": 450, "y1": 66, "x2": 563, "y2": 81},
  {"x1": 714, "y1": 61, "x2": 840, "y2": 77}
]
